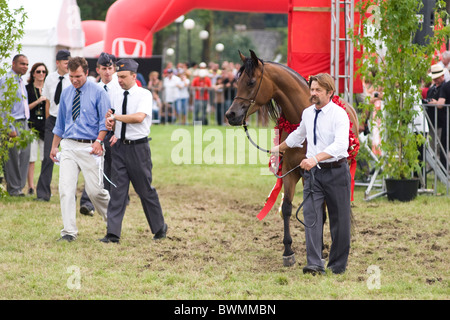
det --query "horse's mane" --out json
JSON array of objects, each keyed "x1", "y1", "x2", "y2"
[{"x1": 237, "y1": 57, "x2": 308, "y2": 123}]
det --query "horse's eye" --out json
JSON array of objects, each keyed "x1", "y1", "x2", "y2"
[{"x1": 247, "y1": 79, "x2": 256, "y2": 86}]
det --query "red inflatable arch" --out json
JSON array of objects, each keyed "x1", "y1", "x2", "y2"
[
  {"x1": 82, "y1": 0, "x2": 363, "y2": 92},
  {"x1": 102, "y1": 0, "x2": 288, "y2": 58}
]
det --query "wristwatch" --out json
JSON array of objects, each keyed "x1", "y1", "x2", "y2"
[{"x1": 95, "y1": 139, "x2": 104, "y2": 145}]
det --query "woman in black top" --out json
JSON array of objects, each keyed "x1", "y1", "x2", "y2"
[{"x1": 26, "y1": 62, "x2": 48, "y2": 195}]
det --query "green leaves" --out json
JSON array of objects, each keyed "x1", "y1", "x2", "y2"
[
  {"x1": 0, "y1": 0, "x2": 28, "y2": 175},
  {"x1": 353, "y1": 0, "x2": 448, "y2": 179}
]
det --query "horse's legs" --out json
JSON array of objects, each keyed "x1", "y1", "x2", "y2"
[{"x1": 281, "y1": 174, "x2": 300, "y2": 267}]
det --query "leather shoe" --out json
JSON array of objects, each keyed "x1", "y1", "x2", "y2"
[
  {"x1": 80, "y1": 205, "x2": 94, "y2": 216},
  {"x1": 153, "y1": 223, "x2": 167, "y2": 240},
  {"x1": 303, "y1": 265, "x2": 325, "y2": 275},
  {"x1": 99, "y1": 234, "x2": 120, "y2": 243},
  {"x1": 58, "y1": 235, "x2": 75, "y2": 242},
  {"x1": 34, "y1": 197, "x2": 49, "y2": 202}
]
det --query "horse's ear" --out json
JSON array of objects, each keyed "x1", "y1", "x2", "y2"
[
  {"x1": 249, "y1": 50, "x2": 259, "y2": 64},
  {"x1": 239, "y1": 50, "x2": 246, "y2": 62}
]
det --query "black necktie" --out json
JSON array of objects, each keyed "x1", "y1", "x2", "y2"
[
  {"x1": 313, "y1": 108, "x2": 321, "y2": 145},
  {"x1": 104, "y1": 84, "x2": 108, "y2": 92},
  {"x1": 54, "y1": 76, "x2": 64, "y2": 105},
  {"x1": 120, "y1": 91, "x2": 129, "y2": 140}
]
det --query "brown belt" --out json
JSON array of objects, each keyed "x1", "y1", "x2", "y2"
[{"x1": 319, "y1": 158, "x2": 347, "y2": 169}]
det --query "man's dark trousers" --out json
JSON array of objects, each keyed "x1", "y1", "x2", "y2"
[
  {"x1": 302, "y1": 163, "x2": 351, "y2": 274},
  {"x1": 106, "y1": 140, "x2": 164, "y2": 238},
  {"x1": 36, "y1": 116, "x2": 56, "y2": 200}
]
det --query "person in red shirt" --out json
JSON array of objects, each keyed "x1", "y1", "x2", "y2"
[{"x1": 191, "y1": 69, "x2": 211, "y2": 125}]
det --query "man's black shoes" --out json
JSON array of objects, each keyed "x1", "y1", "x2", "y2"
[
  {"x1": 80, "y1": 205, "x2": 94, "y2": 217},
  {"x1": 58, "y1": 235, "x2": 75, "y2": 242},
  {"x1": 153, "y1": 223, "x2": 168, "y2": 240},
  {"x1": 303, "y1": 265, "x2": 326, "y2": 275},
  {"x1": 99, "y1": 234, "x2": 120, "y2": 244}
]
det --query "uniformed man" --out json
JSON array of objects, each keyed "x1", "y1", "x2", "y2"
[{"x1": 100, "y1": 59, "x2": 167, "y2": 243}]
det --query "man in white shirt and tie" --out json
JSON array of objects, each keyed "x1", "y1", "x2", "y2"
[
  {"x1": 271, "y1": 73, "x2": 351, "y2": 275},
  {"x1": 35, "y1": 49, "x2": 71, "y2": 201},
  {"x1": 100, "y1": 58, "x2": 167, "y2": 243},
  {"x1": 0, "y1": 54, "x2": 30, "y2": 196}
]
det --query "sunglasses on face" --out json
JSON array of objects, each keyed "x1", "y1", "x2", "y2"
[{"x1": 35, "y1": 70, "x2": 46, "y2": 74}]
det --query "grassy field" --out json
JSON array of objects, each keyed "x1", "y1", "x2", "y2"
[{"x1": 0, "y1": 124, "x2": 449, "y2": 300}]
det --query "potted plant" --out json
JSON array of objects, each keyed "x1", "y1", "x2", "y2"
[{"x1": 353, "y1": 0, "x2": 449, "y2": 201}]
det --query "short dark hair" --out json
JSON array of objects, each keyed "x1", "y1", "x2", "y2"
[
  {"x1": 12, "y1": 54, "x2": 27, "y2": 63},
  {"x1": 68, "y1": 56, "x2": 89, "y2": 74}
]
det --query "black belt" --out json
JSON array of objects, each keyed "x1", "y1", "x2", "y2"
[
  {"x1": 121, "y1": 137, "x2": 149, "y2": 145},
  {"x1": 69, "y1": 138, "x2": 95, "y2": 144},
  {"x1": 319, "y1": 158, "x2": 347, "y2": 169}
]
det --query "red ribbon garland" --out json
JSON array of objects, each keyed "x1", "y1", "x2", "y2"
[{"x1": 257, "y1": 96, "x2": 360, "y2": 220}]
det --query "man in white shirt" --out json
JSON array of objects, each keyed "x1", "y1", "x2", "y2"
[
  {"x1": 162, "y1": 69, "x2": 180, "y2": 123},
  {"x1": 35, "y1": 50, "x2": 71, "y2": 201},
  {"x1": 0, "y1": 54, "x2": 30, "y2": 196},
  {"x1": 271, "y1": 73, "x2": 351, "y2": 275},
  {"x1": 99, "y1": 59, "x2": 167, "y2": 243},
  {"x1": 438, "y1": 51, "x2": 450, "y2": 82}
]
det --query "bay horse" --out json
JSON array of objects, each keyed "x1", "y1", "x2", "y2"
[{"x1": 225, "y1": 50, "x2": 359, "y2": 267}]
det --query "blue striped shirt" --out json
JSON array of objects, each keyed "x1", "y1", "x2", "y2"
[{"x1": 53, "y1": 79, "x2": 109, "y2": 140}]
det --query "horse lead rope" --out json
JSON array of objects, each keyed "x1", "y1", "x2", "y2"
[{"x1": 243, "y1": 123, "x2": 318, "y2": 228}]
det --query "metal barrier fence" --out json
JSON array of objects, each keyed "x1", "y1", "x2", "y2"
[
  {"x1": 422, "y1": 104, "x2": 449, "y2": 195},
  {"x1": 153, "y1": 86, "x2": 271, "y2": 127},
  {"x1": 358, "y1": 104, "x2": 449, "y2": 198}
]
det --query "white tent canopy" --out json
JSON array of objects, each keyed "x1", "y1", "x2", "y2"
[{"x1": 8, "y1": 0, "x2": 85, "y2": 72}]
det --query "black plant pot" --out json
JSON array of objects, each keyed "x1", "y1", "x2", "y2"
[{"x1": 385, "y1": 178, "x2": 419, "y2": 202}]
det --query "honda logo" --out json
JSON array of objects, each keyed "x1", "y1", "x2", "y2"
[{"x1": 112, "y1": 38, "x2": 146, "y2": 57}]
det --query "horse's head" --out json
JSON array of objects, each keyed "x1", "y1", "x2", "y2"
[{"x1": 225, "y1": 50, "x2": 272, "y2": 126}]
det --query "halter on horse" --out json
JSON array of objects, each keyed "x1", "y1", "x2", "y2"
[{"x1": 226, "y1": 50, "x2": 359, "y2": 267}]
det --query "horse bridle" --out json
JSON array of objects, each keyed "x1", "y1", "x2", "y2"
[{"x1": 233, "y1": 60, "x2": 266, "y2": 123}]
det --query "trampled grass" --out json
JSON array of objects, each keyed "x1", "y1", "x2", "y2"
[{"x1": 0, "y1": 124, "x2": 449, "y2": 300}]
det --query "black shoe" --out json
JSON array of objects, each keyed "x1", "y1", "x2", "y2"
[
  {"x1": 153, "y1": 223, "x2": 168, "y2": 240},
  {"x1": 99, "y1": 234, "x2": 120, "y2": 243},
  {"x1": 303, "y1": 265, "x2": 325, "y2": 275},
  {"x1": 34, "y1": 197, "x2": 49, "y2": 202},
  {"x1": 327, "y1": 267, "x2": 346, "y2": 275},
  {"x1": 28, "y1": 188, "x2": 34, "y2": 195},
  {"x1": 58, "y1": 235, "x2": 75, "y2": 242},
  {"x1": 80, "y1": 205, "x2": 94, "y2": 216}
]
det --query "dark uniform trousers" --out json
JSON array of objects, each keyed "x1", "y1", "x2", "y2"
[
  {"x1": 36, "y1": 115, "x2": 56, "y2": 200},
  {"x1": 302, "y1": 162, "x2": 351, "y2": 274},
  {"x1": 107, "y1": 139, "x2": 164, "y2": 238}
]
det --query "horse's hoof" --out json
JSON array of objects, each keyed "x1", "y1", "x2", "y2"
[{"x1": 283, "y1": 254, "x2": 295, "y2": 267}]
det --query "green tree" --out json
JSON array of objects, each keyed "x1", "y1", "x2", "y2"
[
  {"x1": 353, "y1": 0, "x2": 450, "y2": 179},
  {"x1": 77, "y1": 0, "x2": 116, "y2": 21},
  {"x1": 0, "y1": 0, "x2": 31, "y2": 196}
]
